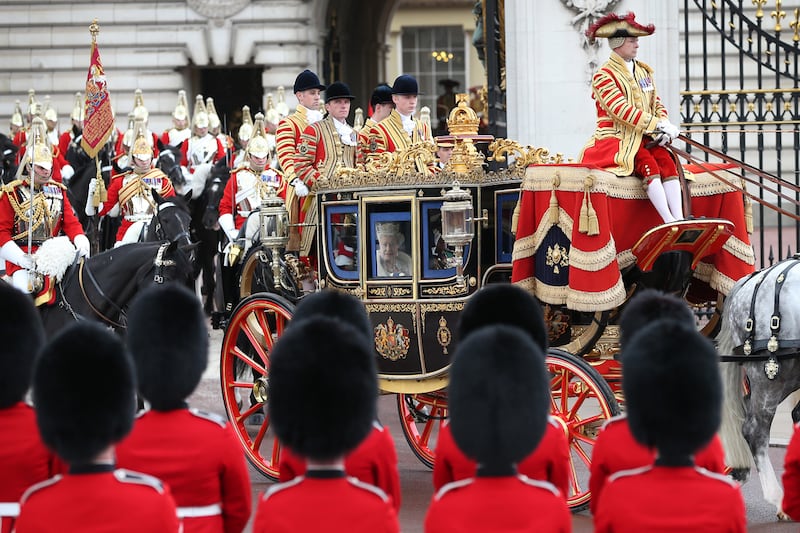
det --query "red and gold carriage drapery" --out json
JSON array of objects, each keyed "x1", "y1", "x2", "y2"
[{"x1": 511, "y1": 164, "x2": 756, "y2": 312}]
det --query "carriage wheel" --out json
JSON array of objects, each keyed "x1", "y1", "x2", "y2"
[
  {"x1": 396, "y1": 390, "x2": 449, "y2": 469},
  {"x1": 220, "y1": 292, "x2": 295, "y2": 480},
  {"x1": 547, "y1": 348, "x2": 621, "y2": 513}
]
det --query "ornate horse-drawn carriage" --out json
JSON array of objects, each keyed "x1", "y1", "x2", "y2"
[{"x1": 218, "y1": 97, "x2": 755, "y2": 512}]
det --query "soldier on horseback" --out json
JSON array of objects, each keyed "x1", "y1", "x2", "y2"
[
  {"x1": 0, "y1": 120, "x2": 89, "y2": 293},
  {"x1": 160, "y1": 90, "x2": 192, "y2": 148},
  {"x1": 86, "y1": 120, "x2": 175, "y2": 246}
]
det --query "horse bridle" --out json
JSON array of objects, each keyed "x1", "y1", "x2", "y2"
[
  {"x1": 152, "y1": 201, "x2": 192, "y2": 246},
  {"x1": 74, "y1": 242, "x2": 176, "y2": 328}
]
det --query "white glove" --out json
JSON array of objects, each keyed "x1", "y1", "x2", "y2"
[
  {"x1": 0, "y1": 241, "x2": 34, "y2": 270},
  {"x1": 656, "y1": 119, "x2": 680, "y2": 140},
  {"x1": 61, "y1": 164, "x2": 75, "y2": 183},
  {"x1": 73, "y1": 234, "x2": 91, "y2": 258},
  {"x1": 85, "y1": 200, "x2": 102, "y2": 216},
  {"x1": 218, "y1": 213, "x2": 239, "y2": 242},
  {"x1": 292, "y1": 178, "x2": 309, "y2": 198}
]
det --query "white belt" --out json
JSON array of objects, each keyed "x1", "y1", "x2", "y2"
[
  {"x1": 124, "y1": 213, "x2": 151, "y2": 223},
  {"x1": 0, "y1": 502, "x2": 20, "y2": 517},
  {"x1": 176, "y1": 503, "x2": 222, "y2": 518}
]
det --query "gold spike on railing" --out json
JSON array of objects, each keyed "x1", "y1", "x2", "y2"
[
  {"x1": 772, "y1": 0, "x2": 786, "y2": 32},
  {"x1": 753, "y1": 0, "x2": 767, "y2": 19}
]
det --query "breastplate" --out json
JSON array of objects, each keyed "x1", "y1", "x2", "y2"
[
  {"x1": 120, "y1": 176, "x2": 159, "y2": 222},
  {"x1": 235, "y1": 169, "x2": 280, "y2": 216},
  {"x1": 189, "y1": 135, "x2": 217, "y2": 166},
  {"x1": 14, "y1": 184, "x2": 63, "y2": 243}
]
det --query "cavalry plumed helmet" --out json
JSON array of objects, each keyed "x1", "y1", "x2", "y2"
[
  {"x1": 238, "y1": 105, "x2": 254, "y2": 144},
  {"x1": 10, "y1": 100, "x2": 24, "y2": 128},
  {"x1": 172, "y1": 89, "x2": 190, "y2": 122},
  {"x1": 70, "y1": 92, "x2": 85, "y2": 122},
  {"x1": 192, "y1": 94, "x2": 209, "y2": 130},
  {"x1": 245, "y1": 112, "x2": 270, "y2": 159}
]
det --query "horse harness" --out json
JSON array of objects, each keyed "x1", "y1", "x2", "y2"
[
  {"x1": 59, "y1": 242, "x2": 175, "y2": 328},
  {"x1": 723, "y1": 257, "x2": 800, "y2": 378}
]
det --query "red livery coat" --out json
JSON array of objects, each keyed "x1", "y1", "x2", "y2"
[
  {"x1": 782, "y1": 422, "x2": 800, "y2": 519},
  {"x1": 14, "y1": 467, "x2": 180, "y2": 532},
  {"x1": 252, "y1": 471, "x2": 399, "y2": 533},
  {"x1": 594, "y1": 465, "x2": 745, "y2": 532},
  {"x1": 99, "y1": 169, "x2": 175, "y2": 243},
  {"x1": 278, "y1": 422, "x2": 401, "y2": 512},
  {"x1": 589, "y1": 414, "x2": 726, "y2": 515},
  {"x1": 0, "y1": 403, "x2": 62, "y2": 533},
  {"x1": 433, "y1": 417, "x2": 570, "y2": 499},
  {"x1": 115, "y1": 408, "x2": 251, "y2": 533},
  {"x1": 425, "y1": 475, "x2": 571, "y2": 533},
  {"x1": 368, "y1": 110, "x2": 432, "y2": 154}
]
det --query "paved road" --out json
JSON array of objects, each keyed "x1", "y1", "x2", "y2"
[{"x1": 191, "y1": 325, "x2": 799, "y2": 532}]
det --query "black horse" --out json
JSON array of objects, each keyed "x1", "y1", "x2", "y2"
[
  {"x1": 0, "y1": 133, "x2": 19, "y2": 184},
  {"x1": 38, "y1": 240, "x2": 195, "y2": 336},
  {"x1": 155, "y1": 141, "x2": 186, "y2": 192}
]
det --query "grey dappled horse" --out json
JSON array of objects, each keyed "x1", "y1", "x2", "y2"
[{"x1": 717, "y1": 256, "x2": 800, "y2": 519}]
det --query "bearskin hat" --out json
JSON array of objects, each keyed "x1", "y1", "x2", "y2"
[
  {"x1": 33, "y1": 323, "x2": 136, "y2": 464},
  {"x1": 458, "y1": 284, "x2": 548, "y2": 351},
  {"x1": 619, "y1": 288, "x2": 695, "y2": 348},
  {"x1": 268, "y1": 317, "x2": 376, "y2": 461},
  {"x1": 0, "y1": 282, "x2": 45, "y2": 408},
  {"x1": 623, "y1": 319, "x2": 721, "y2": 463},
  {"x1": 290, "y1": 289, "x2": 371, "y2": 340},
  {"x1": 126, "y1": 284, "x2": 208, "y2": 411},
  {"x1": 449, "y1": 325, "x2": 549, "y2": 470}
]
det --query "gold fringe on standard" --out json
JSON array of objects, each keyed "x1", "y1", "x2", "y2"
[
  {"x1": 578, "y1": 175, "x2": 599, "y2": 236},
  {"x1": 741, "y1": 177, "x2": 753, "y2": 234},
  {"x1": 547, "y1": 173, "x2": 561, "y2": 225}
]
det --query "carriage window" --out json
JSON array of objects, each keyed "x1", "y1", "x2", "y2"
[
  {"x1": 421, "y1": 201, "x2": 464, "y2": 278},
  {"x1": 326, "y1": 205, "x2": 359, "y2": 280},
  {"x1": 370, "y1": 212, "x2": 412, "y2": 279},
  {"x1": 496, "y1": 192, "x2": 518, "y2": 264}
]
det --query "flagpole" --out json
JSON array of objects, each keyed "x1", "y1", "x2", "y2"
[{"x1": 27, "y1": 122, "x2": 37, "y2": 292}]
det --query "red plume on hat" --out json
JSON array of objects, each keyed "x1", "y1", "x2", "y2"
[{"x1": 586, "y1": 12, "x2": 655, "y2": 43}]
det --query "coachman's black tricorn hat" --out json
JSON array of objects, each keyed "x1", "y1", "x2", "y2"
[
  {"x1": 391, "y1": 74, "x2": 422, "y2": 96},
  {"x1": 449, "y1": 325, "x2": 550, "y2": 472},
  {"x1": 126, "y1": 284, "x2": 209, "y2": 411},
  {"x1": 293, "y1": 69, "x2": 326, "y2": 93},
  {"x1": 34, "y1": 323, "x2": 136, "y2": 464},
  {"x1": 0, "y1": 282, "x2": 45, "y2": 408},
  {"x1": 325, "y1": 82, "x2": 356, "y2": 103},
  {"x1": 370, "y1": 84, "x2": 394, "y2": 108},
  {"x1": 623, "y1": 319, "x2": 722, "y2": 464}
]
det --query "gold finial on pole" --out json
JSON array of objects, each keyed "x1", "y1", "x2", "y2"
[
  {"x1": 791, "y1": 8, "x2": 800, "y2": 41},
  {"x1": 89, "y1": 19, "x2": 100, "y2": 43},
  {"x1": 753, "y1": 0, "x2": 767, "y2": 19},
  {"x1": 772, "y1": 0, "x2": 786, "y2": 32}
]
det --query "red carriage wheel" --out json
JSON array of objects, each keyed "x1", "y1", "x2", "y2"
[
  {"x1": 220, "y1": 293, "x2": 295, "y2": 480},
  {"x1": 396, "y1": 390, "x2": 449, "y2": 469},
  {"x1": 546, "y1": 348, "x2": 621, "y2": 513}
]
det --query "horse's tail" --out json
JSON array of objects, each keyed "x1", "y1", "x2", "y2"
[{"x1": 716, "y1": 294, "x2": 755, "y2": 471}]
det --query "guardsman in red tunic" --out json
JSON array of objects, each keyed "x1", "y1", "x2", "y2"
[
  {"x1": 8, "y1": 100, "x2": 23, "y2": 139},
  {"x1": 594, "y1": 320, "x2": 746, "y2": 532},
  {"x1": 589, "y1": 289, "x2": 727, "y2": 514},
  {"x1": 0, "y1": 284, "x2": 61, "y2": 533},
  {"x1": 115, "y1": 284, "x2": 252, "y2": 533},
  {"x1": 181, "y1": 95, "x2": 225, "y2": 174},
  {"x1": 252, "y1": 314, "x2": 399, "y2": 533},
  {"x1": 207, "y1": 97, "x2": 233, "y2": 164},
  {"x1": 87, "y1": 120, "x2": 175, "y2": 246},
  {"x1": 15, "y1": 323, "x2": 179, "y2": 533},
  {"x1": 231, "y1": 105, "x2": 254, "y2": 169},
  {"x1": 783, "y1": 423, "x2": 800, "y2": 519},
  {"x1": 424, "y1": 325, "x2": 571, "y2": 532},
  {"x1": 366, "y1": 75, "x2": 433, "y2": 165},
  {"x1": 160, "y1": 90, "x2": 192, "y2": 148},
  {"x1": 433, "y1": 284, "x2": 571, "y2": 498},
  {"x1": 357, "y1": 84, "x2": 394, "y2": 168},
  {"x1": 0, "y1": 119, "x2": 89, "y2": 292},
  {"x1": 293, "y1": 81, "x2": 358, "y2": 264},
  {"x1": 277, "y1": 69, "x2": 325, "y2": 252},
  {"x1": 277, "y1": 291, "x2": 402, "y2": 513},
  {"x1": 58, "y1": 92, "x2": 84, "y2": 159},
  {"x1": 12, "y1": 89, "x2": 39, "y2": 157},
  {"x1": 579, "y1": 12, "x2": 683, "y2": 224}
]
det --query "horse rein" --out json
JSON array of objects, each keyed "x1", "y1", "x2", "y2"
[
  {"x1": 152, "y1": 201, "x2": 192, "y2": 245},
  {"x1": 77, "y1": 242, "x2": 174, "y2": 328}
]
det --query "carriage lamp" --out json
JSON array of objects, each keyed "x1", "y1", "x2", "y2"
[
  {"x1": 259, "y1": 184, "x2": 290, "y2": 282},
  {"x1": 440, "y1": 180, "x2": 474, "y2": 287}
]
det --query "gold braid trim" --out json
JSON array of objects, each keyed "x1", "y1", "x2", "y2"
[
  {"x1": 6, "y1": 183, "x2": 49, "y2": 241},
  {"x1": 118, "y1": 170, "x2": 163, "y2": 210}
]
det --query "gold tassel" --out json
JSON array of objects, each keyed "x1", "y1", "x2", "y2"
[
  {"x1": 511, "y1": 199, "x2": 520, "y2": 236},
  {"x1": 579, "y1": 188, "x2": 589, "y2": 233},
  {"x1": 547, "y1": 173, "x2": 560, "y2": 225},
  {"x1": 586, "y1": 175, "x2": 598, "y2": 236}
]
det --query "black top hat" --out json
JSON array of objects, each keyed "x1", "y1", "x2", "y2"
[
  {"x1": 439, "y1": 79, "x2": 460, "y2": 89},
  {"x1": 458, "y1": 284, "x2": 548, "y2": 351},
  {"x1": 293, "y1": 69, "x2": 326, "y2": 93},
  {"x1": 370, "y1": 84, "x2": 394, "y2": 108},
  {"x1": 623, "y1": 320, "x2": 722, "y2": 464},
  {"x1": 325, "y1": 81, "x2": 356, "y2": 103},
  {"x1": 290, "y1": 290, "x2": 371, "y2": 340},
  {"x1": 0, "y1": 282, "x2": 45, "y2": 408},
  {"x1": 619, "y1": 289, "x2": 694, "y2": 348},
  {"x1": 34, "y1": 323, "x2": 136, "y2": 464},
  {"x1": 392, "y1": 74, "x2": 421, "y2": 96},
  {"x1": 269, "y1": 317, "x2": 376, "y2": 461},
  {"x1": 126, "y1": 284, "x2": 209, "y2": 411},
  {"x1": 449, "y1": 325, "x2": 549, "y2": 474}
]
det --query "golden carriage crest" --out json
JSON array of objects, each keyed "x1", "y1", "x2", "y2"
[{"x1": 374, "y1": 317, "x2": 411, "y2": 361}]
